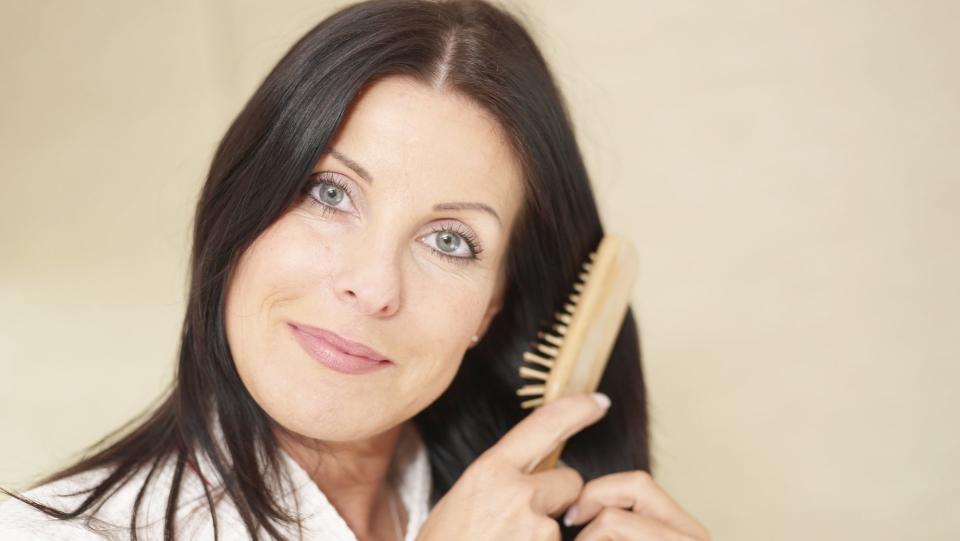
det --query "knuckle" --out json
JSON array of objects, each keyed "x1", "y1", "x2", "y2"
[
  {"x1": 630, "y1": 469, "x2": 654, "y2": 488},
  {"x1": 533, "y1": 517, "x2": 561, "y2": 540},
  {"x1": 574, "y1": 474, "x2": 586, "y2": 493},
  {"x1": 580, "y1": 476, "x2": 600, "y2": 498},
  {"x1": 563, "y1": 468, "x2": 585, "y2": 492},
  {"x1": 505, "y1": 477, "x2": 534, "y2": 502},
  {"x1": 513, "y1": 481, "x2": 537, "y2": 504},
  {"x1": 578, "y1": 480, "x2": 596, "y2": 501},
  {"x1": 595, "y1": 507, "x2": 626, "y2": 528}
]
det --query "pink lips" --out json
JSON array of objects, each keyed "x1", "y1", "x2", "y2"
[{"x1": 288, "y1": 322, "x2": 393, "y2": 375}]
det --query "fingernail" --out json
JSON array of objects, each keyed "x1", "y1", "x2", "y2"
[
  {"x1": 591, "y1": 392, "x2": 611, "y2": 410},
  {"x1": 563, "y1": 504, "x2": 579, "y2": 527}
]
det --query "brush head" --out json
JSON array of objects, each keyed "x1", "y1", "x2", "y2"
[{"x1": 515, "y1": 234, "x2": 639, "y2": 469}]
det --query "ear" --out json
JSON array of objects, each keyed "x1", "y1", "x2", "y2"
[{"x1": 469, "y1": 270, "x2": 508, "y2": 348}]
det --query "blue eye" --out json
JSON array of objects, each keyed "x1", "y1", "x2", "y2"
[
  {"x1": 422, "y1": 225, "x2": 483, "y2": 264},
  {"x1": 317, "y1": 183, "x2": 344, "y2": 206},
  {"x1": 306, "y1": 173, "x2": 356, "y2": 215}
]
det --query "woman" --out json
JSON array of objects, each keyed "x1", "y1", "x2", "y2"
[{"x1": 0, "y1": 0, "x2": 709, "y2": 539}]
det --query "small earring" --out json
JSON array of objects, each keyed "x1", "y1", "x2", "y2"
[{"x1": 471, "y1": 335, "x2": 479, "y2": 343}]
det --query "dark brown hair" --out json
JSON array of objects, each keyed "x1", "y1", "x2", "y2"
[{"x1": 4, "y1": 1, "x2": 650, "y2": 539}]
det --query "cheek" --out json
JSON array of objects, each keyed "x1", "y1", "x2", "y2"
[
  {"x1": 397, "y1": 280, "x2": 490, "y2": 391},
  {"x1": 228, "y1": 221, "x2": 334, "y2": 319},
  {"x1": 224, "y1": 218, "x2": 334, "y2": 395},
  {"x1": 419, "y1": 290, "x2": 487, "y2": 346}
]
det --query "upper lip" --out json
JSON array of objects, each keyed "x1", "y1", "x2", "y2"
[{"x1": 288, "y1": 322, "x2": 391, "y2": 363}]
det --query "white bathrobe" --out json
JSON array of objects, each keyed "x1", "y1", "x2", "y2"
[{"x1": 0, "y1": 422, "x2": 432, "y2": 540}]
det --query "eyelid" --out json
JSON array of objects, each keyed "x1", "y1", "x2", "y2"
[
  {"x1": 307, "y1": 172, "x2": 360, "y2": 216},
  {"x1": 310, "y1": 171, "x2": 352, "y2": 192},
  {"x1": 420, "y1": 224, "x2": 483, "y2": 265},
  {"x1": 425, "y1": 222, "x2": 483, "y2": 258}
]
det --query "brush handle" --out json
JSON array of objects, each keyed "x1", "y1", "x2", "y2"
[{"x1": 530, "y1": 235, "x2": 638, "y2": 473}]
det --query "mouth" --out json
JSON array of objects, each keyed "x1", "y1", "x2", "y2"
[{"x1": 287, "y1": 322, "x2": 393, "y2": 375}]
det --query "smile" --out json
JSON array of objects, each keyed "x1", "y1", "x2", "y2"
[{"x1": 287, "y1": 322, "x2": 393, "y2": 375}]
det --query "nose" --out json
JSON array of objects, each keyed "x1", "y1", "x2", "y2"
[{"x1": 331, "y1": 236, "x2": 402, "y2": 318}]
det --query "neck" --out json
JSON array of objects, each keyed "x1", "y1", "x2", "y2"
[{"x1": 276, "y1": 423, "x2": 407, "y2": 540}]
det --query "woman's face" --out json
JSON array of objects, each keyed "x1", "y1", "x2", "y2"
[{"x1": 225, "y1": 75, "x2": 524, "y2": 442}]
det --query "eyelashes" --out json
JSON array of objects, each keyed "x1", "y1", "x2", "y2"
[
  {"x1": 304, "y1": 172, "x2": 485, "y2": 265},
  {"x1": 307, "y1": 173, "x2": 357, "y2": 215},
  {"x1": 425, "y1": 222, "x2": 484, "y2": 265}
]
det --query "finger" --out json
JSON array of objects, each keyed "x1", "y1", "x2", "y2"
[
  {"x1": 573, "y1": 507, "x2": 697, "y2": 541},
  {"x1": 484, "y1": 393, "x2": 610, "y2": 473},
  {"x1": 529, "y1": 466, "x2": 584, "y2": 517},
  {"x1": 564, "y1": 471, "x2": 708, "y2": 539}
]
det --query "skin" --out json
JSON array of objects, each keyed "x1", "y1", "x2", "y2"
[
  {"x1": 224, "y1": 75, "x2": 710, "y2": 541},
  {"x1": 420, "y1": 394, "x2": 712, "y2": 541},
  {"x1": 224, "y1": 75, "x2": 524, "y2": 539}
]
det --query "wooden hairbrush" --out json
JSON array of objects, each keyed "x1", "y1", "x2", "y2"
[{"x1": 516, "y1": 234, "x2": 639, "y2": 473}]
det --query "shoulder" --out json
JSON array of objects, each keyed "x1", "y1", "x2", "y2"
[{"x1": 0, "y1": 459, "x2": 224, "y2": 540}]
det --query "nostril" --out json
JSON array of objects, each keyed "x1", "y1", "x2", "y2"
[{"x1": 336, "y1": 284, "x2": 398, "y2": 316}]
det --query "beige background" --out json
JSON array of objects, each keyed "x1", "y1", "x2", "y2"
[{"x1": 2, "y1": 0, "x2": 958, "y2": 539}]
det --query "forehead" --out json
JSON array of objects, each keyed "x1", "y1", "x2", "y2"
[{"x1": 324, "y1": 76, "x2": 525, "y2": 222}]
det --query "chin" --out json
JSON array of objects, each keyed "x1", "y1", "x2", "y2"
[
  {"x1": 261, "y1": 384, "x2": 402, "y2": 442},
  {"x1": 276, "y1": 410, "x2": 400, "y2": 442}
]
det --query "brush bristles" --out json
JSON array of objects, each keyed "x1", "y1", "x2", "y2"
[
  {"x1": 520, "y1": 397, "x2": 545, "y2": 409},
  {"x1": 516, "y1": 384, "x2": 545, "y2": 396},
  {"x1": 522, "y1": 351, "x2": 555, "y2": 369},
  {"x1": 538, "y1": 332, "x2": 563, "y2": 347},
  {"x1": 519, "y1": 365, "x2": 550, "y2": 381},
  {"x1": 517, "y1": 248, "x2": 599, "y2": 409},
  {"x1": 535, "y1": 343, "x2": 559, "y2": 357}
]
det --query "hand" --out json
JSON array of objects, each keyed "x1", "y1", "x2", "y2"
[
  {"x1": 416, "y1": 393, "x2": 611, "y2": 541},
  {"x1": 563, "y1": 470, "x2": 710, "y2": 541}
]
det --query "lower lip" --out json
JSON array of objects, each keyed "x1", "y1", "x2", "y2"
[{"x1": 289, "y1": 324, "x2": 392, "y2": 375}]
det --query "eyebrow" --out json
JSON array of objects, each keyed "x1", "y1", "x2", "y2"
[
  {"x1": 433, "y1": 202, "x2": 502, "y2": 225},
  {"x1": 328, "y1": 148, "x2": 374, "y2": 184},
  {"x1": 325, "y1": 147, "x2": 503, "y2": 226}
]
